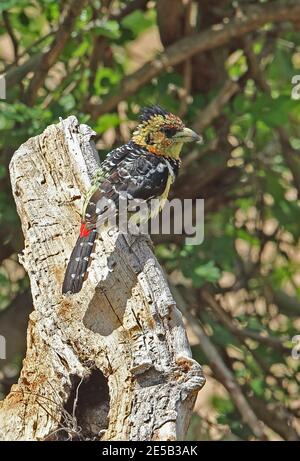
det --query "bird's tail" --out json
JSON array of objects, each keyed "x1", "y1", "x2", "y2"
[{"x1": 62, "y1": 223, "x2": 97, "y2": 294}]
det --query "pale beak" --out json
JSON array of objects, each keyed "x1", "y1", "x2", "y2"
[{"x1": 173, "y1": 127, "x2": 203, "y2": 143}]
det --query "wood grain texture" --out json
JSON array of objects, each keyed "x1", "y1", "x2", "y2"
[{"x1": 0, "y1": 117, "x2": 205, "y2": 441}]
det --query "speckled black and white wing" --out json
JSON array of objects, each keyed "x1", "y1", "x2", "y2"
[
  {"x1": 62, "y1": 142, "x2": 177, "y2": 294},
  {"x1": 84, "y1": 146, "x2": 171, "y2": 228},
  {"x1": 100, "y1": 143, "x2": 134, "y2": 176}
]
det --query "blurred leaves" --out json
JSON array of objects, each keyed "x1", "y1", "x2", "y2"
[
  {"x1": 121, "y1": 9, "x2": 156, "y2": 38},
  {"x1": 0, "y1": 0, "x2": 29, "y2": 13}
]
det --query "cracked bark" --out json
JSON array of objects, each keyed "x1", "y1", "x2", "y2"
[{"x1": 0, "y1": 117, "x2": 205, "y2": 441}]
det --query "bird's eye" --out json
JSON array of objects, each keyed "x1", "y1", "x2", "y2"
[
  {"x1": 145, "y1": 133, "x2": 153, "y2": 144},
  {"x1": 161, "y1": 127, "x2": 178, "y2": 138}
]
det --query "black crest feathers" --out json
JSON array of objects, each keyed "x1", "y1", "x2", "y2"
[{"x1": 139, "y1": 105, "x2": 169, "y2": 123}]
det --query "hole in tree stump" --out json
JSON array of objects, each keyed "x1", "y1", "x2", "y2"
[{"x1": 61, "y1": 369, "x2": 110, "y2": 440}]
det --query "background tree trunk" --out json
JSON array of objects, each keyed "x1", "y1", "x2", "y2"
[{"x1": 0, "y1": 117, "x2": 205, "y2": 441}]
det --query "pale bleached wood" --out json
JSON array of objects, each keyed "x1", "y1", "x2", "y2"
[{"x1": 0, "y1": 117, "x2": 205, "y2": 441}]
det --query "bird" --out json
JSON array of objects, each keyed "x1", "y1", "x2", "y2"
[{"x1": 62, "y1": 105, "x2": 201, "y2": 294}]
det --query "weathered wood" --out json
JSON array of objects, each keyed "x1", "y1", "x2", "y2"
[{"x1": 0, "y1": 116, "x2": 205, "y2": 441}]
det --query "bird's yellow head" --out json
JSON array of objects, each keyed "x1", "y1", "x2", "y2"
[{"x1": 132, "y1": 105, "x2": 201, "y2": 159}]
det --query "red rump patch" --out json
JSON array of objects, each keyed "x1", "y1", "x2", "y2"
[{"x1": 80, "y1": 223, "x2": 91, "y2": 238}]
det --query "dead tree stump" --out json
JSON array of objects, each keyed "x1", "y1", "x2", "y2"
[{"x1": 0, "y1": 116, "x2": 205, "y2": 441}]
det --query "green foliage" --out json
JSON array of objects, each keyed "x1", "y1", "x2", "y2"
[
  {"x1": 185, "y1": 261, "x2": 216, "y2": 287},
  {"x1": 93, "y1": 20, "x2": 121, "y2": 40},
  {"x1": 0, "y1": 0, "x2": 29, "y2": 13},
  {"x1": 211, "y1": 395, "x2": 234, "y2": 414},
  {"x1": 95, "y1": 113, "x2": 120, "y2": 133},
  {"x1": 121, "y1": 9, "x2": 156, "y2": 38}
]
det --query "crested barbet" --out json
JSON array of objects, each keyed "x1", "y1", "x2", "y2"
[{"x1": 62, "y1": 105, "x2": 201, "y2": 294}]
